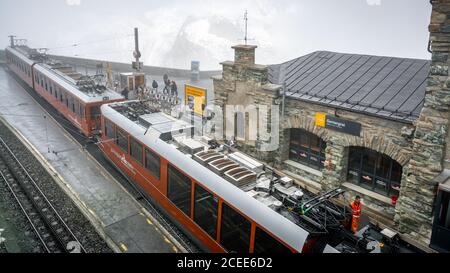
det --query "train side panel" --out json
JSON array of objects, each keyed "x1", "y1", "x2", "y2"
[{"x1": 5, "y1": 48, "x2": 34, "y2": 88}]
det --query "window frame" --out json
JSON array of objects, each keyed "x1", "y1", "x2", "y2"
[
  {"x1": 253, "y1": 226, "x2": 292, "y2": 253},
  {"x1": 115, "y1": 127, "x2": 129, "y2": 153},
  {"x1": 167, "y1": 164, "x2": 192, "y2": 217},
  {"x1": 219, "y1": 202, "x2": 252, "y2": 253},
  {"x1": 145, "y1": 147, "x2": 161, "y2": 179},
  {"x1": 193, "y1": 183, "x2": 219, "y2": 240},
  {"x1": 347, "y1": 146, "x2": 402, "y2": 197},
  {"x1": 289, "y1": 128, "x2": 326, "y2": 170},
  {"x1": 129, "y1": 137, "x2": 143, "y2": 165}
]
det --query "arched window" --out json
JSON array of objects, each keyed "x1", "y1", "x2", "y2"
[
  {"x1": 289, "y1": 129, "x2": 326, "y2": 170},
  {"x1": 347, "y1": 147, "x2": 402, "y2": 197}
]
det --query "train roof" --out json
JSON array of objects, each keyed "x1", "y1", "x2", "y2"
[
  {"x1": 6, "y1": 46, "x2": 36, "y2": 66},
  {"x1": 101, "y1": 101, "x2": 310, "y2": 252},
  {"x1": 6, "y1": 46, "x2": 123, "y2": 104}
]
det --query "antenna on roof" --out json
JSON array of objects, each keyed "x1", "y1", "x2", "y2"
[{"x1": 240, "y1": 10, "x2": 254, "y2": 45}]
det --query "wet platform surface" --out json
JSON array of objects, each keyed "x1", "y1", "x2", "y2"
[{"x1": 0, "y1": 65, "x2": 180, "y2": 253}]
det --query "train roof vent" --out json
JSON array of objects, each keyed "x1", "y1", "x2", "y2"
[
  {"x1": 228, "y1": 152, "x2": 264, "y2": 172},
  {"x1": 208, "y1": 158, "x2": 240, "y2": 175},
  {"x1": 224, "y1": 166, "x2": 257, "y2": 187},
  {"x1": 193, "y1": 150, "x2": 224, "y2": 166}
]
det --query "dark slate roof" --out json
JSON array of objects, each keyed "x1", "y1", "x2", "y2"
[{"x1": 268, "y1": 51, "x2": 430, "y2": 123}]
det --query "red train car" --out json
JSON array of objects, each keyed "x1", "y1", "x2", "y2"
[
  {"x1": 5, "y1": 45, "x2": 125, "y2": 137},
  {"x1": 99, "y1": 101, "x2": 312, "y2": 253},
  {"x1": 5, "y1": 46, "x2": 35, "y2": 88},
  {"x1": 33, "y1": 62, "x2": 124, "y2": 137}
]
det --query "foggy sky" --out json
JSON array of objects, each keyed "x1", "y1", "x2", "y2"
[{"x1": 0, "y1": 0, "x2": 432, "y2": 70}]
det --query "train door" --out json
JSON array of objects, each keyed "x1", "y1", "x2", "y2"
[
  {"x1": 430, "y1": 182, "x2": 450, "y2": 252},
  {"x1": 88, "y1": 104, "x2": 102, "y2": 135}
]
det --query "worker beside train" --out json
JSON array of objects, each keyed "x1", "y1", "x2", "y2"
[{"x1": 350, "y1": 195, "x2": 362, "y2": 234}]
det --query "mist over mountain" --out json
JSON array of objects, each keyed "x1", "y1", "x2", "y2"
[{"x1": 0, "y1": 0, "x2": 431, "y2": 70}]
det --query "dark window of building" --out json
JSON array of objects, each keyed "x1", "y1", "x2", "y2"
[
  {"x1": 130, "y1": 137, "x2": 143, "y2": 165},
  {"x1": 347, "y1": 147, "x2": 402, "y2": 197},
  {"x1": 105, "y1": 119, "x2": 115, "y2": 139},
  {"x1": 289, "y1": 129, "x2": 326, "y2": 170},
  {"x1": 220, "y1": 203, "x2": 251, "y2": 253},
  {"x1": 194, "y1": 184, "x2": 218, "y2": 239},
  {"x1": 167, "y1": 165, "x2": 192, "y2": 216},
  {"x1": 115, "y1": 128, "x2": 128, "y2": 152},
  {"x1": 145, "y1": 148, "x2": 160, "y2": 179},
  {"x1": 253, "y1": 227, "x2": 292, "y2": 253}
]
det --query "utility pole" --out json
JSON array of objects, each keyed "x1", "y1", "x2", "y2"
[
  {"x1": 133, "y1": 27, "x2": 142, "y2": 71},
  {"x1": 8, "y1": 35, "x2": 16, "y2": 47}
]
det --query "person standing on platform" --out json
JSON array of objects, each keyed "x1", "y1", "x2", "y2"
[
  {"x1": 152, "y1": 79, "x2": 158, "y2": 93},
  {"x1": 350, "y1": 195, "x2": 362, "y2": 234},
  {"x1": 171, "y1": 80, "x2": 178, "y2": 97}
]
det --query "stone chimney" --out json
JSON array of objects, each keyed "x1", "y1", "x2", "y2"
[{"x1": 232, "y1": 45, "x2": 257, "y2": 66}]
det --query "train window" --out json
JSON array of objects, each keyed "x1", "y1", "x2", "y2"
[
  {"x1": 194, "y1": 184, "x2": 218, "y2": 240},
  {"x1": 66, "y1": 94, "x2": 71, "y2": 108},
  {"x1": 130, "y1": 137, "x2": 143, "y2": 165},
  {"x1": 73, "y1": 100, "x2": 79, "y2": 115},
  {"x1": 115, "y1": 128, "x2": 128, "y2": 153},
  {"x1": 80, "y1": 104, "x2": 85, "y2": 119},
  {"x1": 145, "y1": 148, "x2": 160, "y2": 179},
  {"x1": 54, "y1": 87, "x2": 58, "y2": 99},
  {"x1": 105, "y1": 120, "x2": 115, "y2": 139},
  {"x1": 253, "y1": 227, "x2": 292, "y2": 253},
  {"x1": 59, "y1": 90, "x2": 64, "y2": 103},
  {"x1": 167, "y1": 165, "x2": 192, "y2": 217},
  {"x1": 220, "y1": 203, "x2": 251, "y2": 253}
]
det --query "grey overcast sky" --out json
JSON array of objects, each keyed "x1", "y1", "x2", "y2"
[{"x1": 0, "y1": 0, "x2": 432, "y2": 70}]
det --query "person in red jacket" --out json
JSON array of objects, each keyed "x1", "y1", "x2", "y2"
[{"x1": 350, "y1": 195, "x2": 362, "y2": 234}]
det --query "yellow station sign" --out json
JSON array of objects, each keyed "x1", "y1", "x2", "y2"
[{"x1": 185, "y1": 84, "x2": 207, "y2": 116}]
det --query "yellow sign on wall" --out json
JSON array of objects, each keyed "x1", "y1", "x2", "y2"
[
  {"x1": 185, "y1": 84, "x2": 207, "y2": 116},
  {"x1": 315, "y1": 112, "x2": 326, "y2": 127}
]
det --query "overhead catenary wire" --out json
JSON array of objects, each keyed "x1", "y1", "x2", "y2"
[{"x1": 43, "y1": 34, "x2": 134, "y2": 52}]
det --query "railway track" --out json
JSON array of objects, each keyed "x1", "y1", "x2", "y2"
[{"x1": 0, "y1": 136, "x2": 86, "y2": 253}]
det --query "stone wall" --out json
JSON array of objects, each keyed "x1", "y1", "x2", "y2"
[
  {"x1": 394, "y1": 0, "x2": 450, "y2": 245},
  {"x1": 278, "y1": 98, "x2": 415, "y2": 217}
]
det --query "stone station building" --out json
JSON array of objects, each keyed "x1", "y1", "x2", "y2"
[{"x1": 211, "y1": 1, "x2": 450, "y2": 252}]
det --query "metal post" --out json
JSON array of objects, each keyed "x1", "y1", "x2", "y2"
[{"x1": 133, "y1": 27, "x2": 141, "y2": 71}]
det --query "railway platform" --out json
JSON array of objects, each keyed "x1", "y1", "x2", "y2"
[{"x1": 0, "y1": 65, "x2": 184, "y2": 253}]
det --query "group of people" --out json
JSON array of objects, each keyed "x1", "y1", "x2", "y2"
[
  {"x1": 152, "y1": 73, "x2": 178, "y2": 97},
  {"x1": 120, "y1": 73, "x2": 179, "y2": 100}
]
